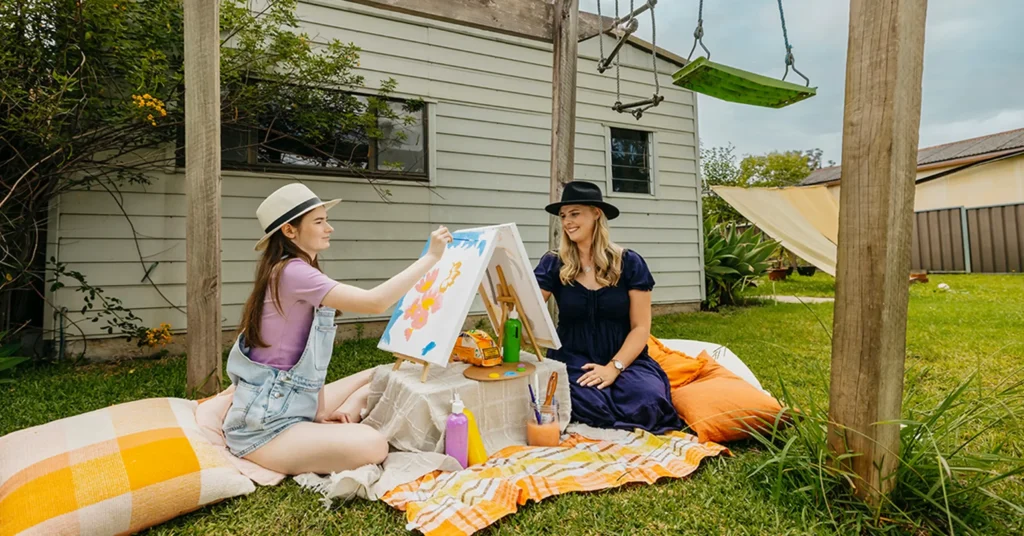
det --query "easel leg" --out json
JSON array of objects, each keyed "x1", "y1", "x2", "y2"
[
  {"x1": 507, "y1": 284, "x2": 545, "y2": 360},
  {"x1": 392, "y1": 354, "x2": 431, "y2": 383}
]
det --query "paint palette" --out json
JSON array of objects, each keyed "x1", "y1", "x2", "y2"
[{"x1": 463, "y1": 361, "x2": 537, "y2": 382}]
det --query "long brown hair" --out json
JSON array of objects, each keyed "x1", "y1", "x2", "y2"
[
  {"x1": 558, "y1": 208, "x2": 623, "y2": 287},
  {"x1": 237, "y1": 213, "x2": 321, "y2": 348}
]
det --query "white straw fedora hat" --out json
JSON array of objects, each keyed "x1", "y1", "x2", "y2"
[{"x1": 254, "y1": 183, "x2": 341, "y2": 251}]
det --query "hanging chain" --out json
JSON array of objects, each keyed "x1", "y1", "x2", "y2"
[{"x1": 774, "y1": 0, "x2": 806, "y2": 86}]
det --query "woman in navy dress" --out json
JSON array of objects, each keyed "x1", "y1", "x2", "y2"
[{"x1": 534, "y1": 181, "x2": 683, "y2": 434}]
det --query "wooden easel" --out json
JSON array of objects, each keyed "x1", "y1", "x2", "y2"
[
  {"x1": 392, "y1": 265, "x2": 546, "y2": 382},
  {"x1": 488, "y1": 265, "x2": 545, "y2": 361},
  {"x1": 392, "y1": 353, "x2": 434, "y2": 383}
]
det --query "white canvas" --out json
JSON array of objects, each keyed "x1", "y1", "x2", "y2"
[
  {"x1": 478, "y1": 224, "x2": 560, "y2": 350},
  {"x1": 378, "y1": 223, "x2": 560, "y2": 367}
]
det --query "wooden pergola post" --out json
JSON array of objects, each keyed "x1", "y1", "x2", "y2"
[
  {"x1": 183, "y1": 0, "x2": 223, "y2": 397},
  {"x1": 829, "y1": 0, "x2": 927, "y2": 503},
  {"x1": 546, "y1": 0, "x2": 579, "y2": 324},
  {"x1": 548, "y1": 0, "x2": 579, "y2": 254}
]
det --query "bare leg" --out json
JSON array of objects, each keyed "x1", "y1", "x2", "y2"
[
  {"x1": 327, "y1": 384, "x2": 371, "y2": 423},
  {"x1": 244, "y1": 422, "x2": 388, "y2": 475},
  {"x1": 315, "y1": 368, "x2": 375, "y2": 423}
]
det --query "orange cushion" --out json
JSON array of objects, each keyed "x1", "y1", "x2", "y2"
[
  {"x1": 646, "y1": 336, "x2": 707, "y2": 389},
  {"x1": 0, "y1": 398, "x2": 254, "y2": 535},
  {"x1": 671, "y1": 358, "x2": 785, "y2": 443}
]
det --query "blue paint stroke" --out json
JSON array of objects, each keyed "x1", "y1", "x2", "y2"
[
  {"x1": 380, "y1": 295, "x2": 405, "y2": 345},
  {"x1": 421, "y1": 341, "x2": 436, "y2": 356},
  {"x1": 448, "y1": 230, "x2": 488, "y2": 256}
]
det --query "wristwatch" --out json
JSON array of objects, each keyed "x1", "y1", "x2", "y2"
[{"x1": 611, "y1": 359, "x2": 624, "y2": 372}]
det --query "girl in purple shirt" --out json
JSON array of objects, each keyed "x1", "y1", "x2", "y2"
[{"x1": 224, "y1": 183, "x2": 451, "y2": 475}]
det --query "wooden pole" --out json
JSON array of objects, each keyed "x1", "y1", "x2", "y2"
[
  {"x1": 829, "y1": 0, "x2": 927, "y2": 504},
  {"x1": 548, "y1": 0, "x2": 578, "y2": 253},
  {"x1": 184, "y1": 0, "x2": 223, "y2": 397},
  {"x1": 547, "y1": 0, "x2": 578, "y2": 324}
]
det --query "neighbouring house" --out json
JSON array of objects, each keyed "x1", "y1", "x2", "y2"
[
  {"x1": 43, "y1": 1, "x2": 704, "y2": 358},
  {"x1": 800, "y1": 127, "x2": 1024, "y2": 210},
  {"x1": 800, "y1": 127, "x2": 1024, "y2": 273}
]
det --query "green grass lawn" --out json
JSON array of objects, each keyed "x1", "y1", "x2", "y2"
[
  {"x1": 741, "y1": 270, "x2": 837, "y2": 298},
  {"x1": 2, "y1": 274, "x2": 1022, "y2": 535}
]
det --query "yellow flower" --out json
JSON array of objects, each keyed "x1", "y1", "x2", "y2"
[
  {"x1": 4, "y1": 273, "x2": 12, "y2": 282},
  {"x1": 147, "y1": 114, "x2": 153, "y2": 121}
]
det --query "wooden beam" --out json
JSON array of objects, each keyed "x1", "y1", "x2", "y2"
[
  {"x1": 546, "y1": 0, "x2": 578, "y2": 325},
  {"x1": 184, "y1": 0, "x2": 223, "y2": 397},
  {"x1": 547, "y1": 1, "x2": 578, "y2": 255},
  {"x1": 343, "y1": 0, "x2": 607, "y2": 41},
  {"x1": 829, "y1": 0, "x2": 927, "y2": 504}
]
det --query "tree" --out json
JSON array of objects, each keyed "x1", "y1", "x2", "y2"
[
  {"x1": 699, "y1": 144, "x2": 744, "y2": 224},
  {"x1": 0, "y1": 0, "x2": 415, "y2": 346},
  {"x1": 737, "y1": 150, "x2": 817, "y2": 187},
  {"x1": 700, "y1": 144, "x2": 823, "y2": 225}
]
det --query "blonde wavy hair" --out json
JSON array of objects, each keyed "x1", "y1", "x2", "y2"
[{"x1": 558, "y1": 207, "x2": 623, "y2": 287}]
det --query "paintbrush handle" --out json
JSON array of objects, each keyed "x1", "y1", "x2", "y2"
[{"x1": 543, "y1": 372, "x2": 557, "y2": 405}]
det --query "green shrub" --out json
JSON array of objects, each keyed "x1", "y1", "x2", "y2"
[{"x1": 702, "y1": 217, "x2": 778, "y2": 309}]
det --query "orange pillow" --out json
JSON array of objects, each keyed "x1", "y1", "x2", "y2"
[
  {"x1": 671, "y1": 358, "x2": 785, "y2": 443},
  {"x1": 646, "y1": 336, "x2": 707, "y2": 389}
]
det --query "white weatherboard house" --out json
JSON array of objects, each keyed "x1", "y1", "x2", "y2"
[{"x1": 44, "y1": 1, "x2": 705, "y2": 357}]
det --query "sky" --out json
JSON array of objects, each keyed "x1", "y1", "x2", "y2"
[{"x1": 581, "y1": 0, "x2": 1024, "y2": 163}]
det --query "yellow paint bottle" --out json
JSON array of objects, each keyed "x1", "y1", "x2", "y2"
[{"x1": 463, "y1": 407, "x2": 488, "y2": 466}]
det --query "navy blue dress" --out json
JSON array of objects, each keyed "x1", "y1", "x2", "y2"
[{"x1": 534, "y1": 250, "x2": 683, "y2": 434}]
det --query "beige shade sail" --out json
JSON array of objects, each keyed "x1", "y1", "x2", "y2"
[{"x1": 711, "y1": 185, "x2": 839, "y2": 276}]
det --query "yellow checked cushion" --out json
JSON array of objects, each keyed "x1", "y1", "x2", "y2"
[{"x1": 0, "y1": 398, "x2": 255, "y2": 536}]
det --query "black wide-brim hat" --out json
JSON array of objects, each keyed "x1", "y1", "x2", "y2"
[{"x1": 544, "y1": 181, "x2": 620, "y2": 220}]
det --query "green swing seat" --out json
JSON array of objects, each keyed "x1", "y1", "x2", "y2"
[{"x1": 672, "y1": 56, "x2": 816, "y2": 109}]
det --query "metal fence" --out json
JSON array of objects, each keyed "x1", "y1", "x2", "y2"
[{"x1": 911, "y1": 202, "x2": 1024, "y2": 273}]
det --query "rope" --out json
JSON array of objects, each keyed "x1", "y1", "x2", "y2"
[
  {"x1": 777, "y1": 0, "x2": 792, "y2": 55},
  {"x1": 777, "y1": 0, "x2": 810, "y2": 86},
  {"x1": 614, "y1": 0, "x2": 622, "y2": 105},
  {"x1": 597, "y1": 0, "x2": 605, "y2": 67},
  {"x1": 650, "y1": 0, "x2": 659, "y2": 95},
  {"x1": 687, "y1": 0, "x2": 709, "y2": 62}
]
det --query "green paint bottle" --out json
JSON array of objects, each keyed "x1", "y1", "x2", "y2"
[{"x1": 503, "y1": 310, "x2": 522, "y2": 363}]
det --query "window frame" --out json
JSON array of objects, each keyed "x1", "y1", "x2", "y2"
[
  {"x1": 176, "y1": 93, "x2": 432, "y2": 183},
  {"x1": 603, "y1": 123, "x2": 657, "y2": 198}
]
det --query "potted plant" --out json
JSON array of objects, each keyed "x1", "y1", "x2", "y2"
[
  {"x1": 768, "y1": 260, "x2": 789, "y2": 281},
  {"x1": 797, "y1": 265, "x2": 817, "y2": 276}
]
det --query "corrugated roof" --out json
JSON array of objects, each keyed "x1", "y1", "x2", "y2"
[
  {"x1": 800, "y1": 165, "x2": 843, "y2": 186},
  {"x1": 916, "y1": 127, "x2": 1024, "y2": 165},
  {"x1": 798, "y1": 127, "x2": 1024, "y2": 186}
]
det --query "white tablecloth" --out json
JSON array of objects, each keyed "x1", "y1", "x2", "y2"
[{"x1": 363, "y1": 352, "x2": 572, "y2": 454}]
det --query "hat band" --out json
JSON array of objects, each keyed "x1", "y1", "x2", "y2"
[{"x1": 264, "y1": 196, "x2": 322, "y2": 233}]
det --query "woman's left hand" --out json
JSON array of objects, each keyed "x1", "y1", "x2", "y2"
[{"x1": 578, "y1": 363, "x2": 620, "y2": 389}]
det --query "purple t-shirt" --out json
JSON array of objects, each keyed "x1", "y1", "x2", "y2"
[{"x1": 248, "y1": 259, "x2": 339, "y2": 370}]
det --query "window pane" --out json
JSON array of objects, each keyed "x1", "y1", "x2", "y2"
[
  {"x1": 221, "y1": 126, "x2": 250, "y2": 164},
  {"x1": 220, "y1": 92, "x2": 427, "y2": 177},
  {"x1": 253, "y1": 98, "x2": 372, "y2": 169},
  {"x1": 610, "y1": 127, "x2": 651, "y2": 194},
  {"x1": 376, "y1": 101, "x2": 425, "y2": 173}
]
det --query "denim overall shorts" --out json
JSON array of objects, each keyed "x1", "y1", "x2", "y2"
[{"x1": 223, "y1": 306, "x2": 337, "y2": 457}]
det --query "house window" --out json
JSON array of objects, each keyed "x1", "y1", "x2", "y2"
[
  {"x1": 609, "y1": 127, "x2": 653, "y2": 194},
  {"x1": 183, "y1": 96, "x2": 428, "y2": 180}
]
